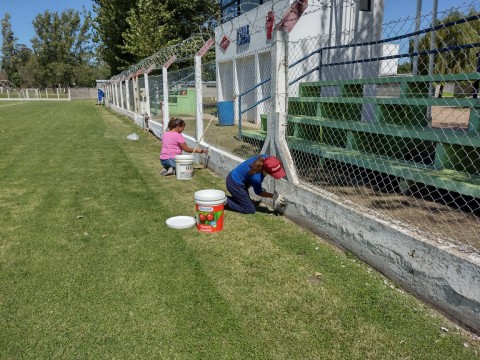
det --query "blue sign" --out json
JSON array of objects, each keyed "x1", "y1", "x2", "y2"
[{"x1": 236, "y1": 25, "x2": 250, "y2": 46}]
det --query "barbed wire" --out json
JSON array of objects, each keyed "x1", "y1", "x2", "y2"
[
  {"x1": 110, "y1": 0, "x2": 367, "y2": 81},
  {"x1": 110, "y1": 0, "x2": 480, "y2": 89}
]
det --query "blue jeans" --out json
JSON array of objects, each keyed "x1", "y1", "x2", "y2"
[
  {"x1": 160, "y1": 158, "x2": 176, "y2": 169},
  {"x1": 226, "y1": 173, "x2": 256, "y2": 214}
]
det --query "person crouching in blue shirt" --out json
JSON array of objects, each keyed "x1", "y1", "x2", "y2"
[{"x1": 225, "y1": 154, "x2": 286, "y2": 214}]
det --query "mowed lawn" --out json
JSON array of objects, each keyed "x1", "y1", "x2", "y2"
[{"x1": 0, "y1": 101, "x2": 478, "y2": 359}]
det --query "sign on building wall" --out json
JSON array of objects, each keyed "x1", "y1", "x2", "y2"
[
  {"x1": 266, "y1": 11, "x2": 275, "y2": 40},
  {"x1": 220, "y1": 35, "x2": 231, "y2": 50},
  {"x1": 236, "y1": 25, "x2": 250, "y2": 45}
]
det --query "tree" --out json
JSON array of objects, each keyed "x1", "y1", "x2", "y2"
[
  {"x1": 415, "y1": 8, "x2": 480, "y2": 75},
  {"x1": 92, "y1": 0, "x2": 138, "y2": 75},
  {"x1": 93, "y1": 0, "x2": 219, "y2": 73},
  {"x1": 397, "y1": 61, "x2": 412, "y2": 74},
  {"x1": 14, "y1": 44, "x2": 33, "y2": 87},
  {"x1": 1, "y1": 13, "x2": 20, "y2": 85},
  {"x1": 123, "y1": 0, "x2": 218, "y2": 58},
  {"x1": 31, "y1": 9, "x2": 93, "y2": 88}
]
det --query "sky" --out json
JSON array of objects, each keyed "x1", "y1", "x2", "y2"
[
  {"x1": 0, "y1": 0, "x2": 473, "y2": 48},
  {"x1": 0, "y1": 0, "x2": 94, "y2": 47}
]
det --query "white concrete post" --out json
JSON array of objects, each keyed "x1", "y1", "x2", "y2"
[
  {"x1": 194, "y1": 39, "x2": 213, "y2": 141},
  {"x1": 161, "y1": 56, "x2": 177, "y2": 133},
  {"x1": 68, "y1": 88, "x2": 71, "y2": 100},
  {"x1": 144, "y1": 72, "x2": 151, "y2": 117},
  {"x1": 134, "y1": 76, "x2": 140, "y2": 114},
  {"x1": 125, "y1": 79, "x2": 131, "y2": 112},
  {"x1": 262, "y1": 29, "x2": 299, "y2": 184},
  {"x1": 119, "y1": 81, "x2": 125, "y2": 109},
  {"x1": 195, "y1": 55, "x2": 204, "y2": 143},
  {"x1": 233, "y1": 58, "x2": 239, "y2": 123},
  {"x1": 116, "y1": 83, "x2": 121, "y2": 107},
  {"x1": 255, "y1": 52, "x2": 261, "y2": 124},
  {"x1": 162, "y1": 67, "x2": 170, "y2": 133},
  {"x1": 57, "y1": 88, "x2": 59, "y2": 99}
]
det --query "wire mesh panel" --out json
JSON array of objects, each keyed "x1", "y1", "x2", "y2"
[
  {"x1": 104, "y1": 0, "x2": 480, "y2": 251},
  {"x1": 127, "y1": 79, "x2": 135, "y2": 113},
  {"x1": 284, "y1": 2, "x2": 480, "y2": 250},
  {"x1": 148, "y1": 74, "x2": 163, "y2": 118}
]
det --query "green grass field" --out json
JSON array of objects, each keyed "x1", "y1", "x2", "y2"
[{"x1": 0, "y1": 101, "x2": 478, "y2": 359}]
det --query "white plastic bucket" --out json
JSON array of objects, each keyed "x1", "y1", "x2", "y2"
[
  {"x1": 175, "y1": 154, "x2": 194, "y2": 180},
  {"x1": 194, "y1": 189, "x2": 226, "y2": 232}
]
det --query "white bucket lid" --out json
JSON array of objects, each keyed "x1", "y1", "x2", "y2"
[
  {"x1": 175, "y1": 154, "x2": 195, "y2": 160},
  {"x1": 194, "y1": 189, "x2": 226, "y2": 202},
  {"x1": 165, "y1": 216, "x2": 196, "y2": 229}
]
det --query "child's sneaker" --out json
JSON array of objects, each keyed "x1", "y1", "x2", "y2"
[
  {"x1": 160, "y1": 168, "x2": 168, "y2": 176},
  {"x1": 165, "y1": 167, "x2": 175, "y2": 176}
]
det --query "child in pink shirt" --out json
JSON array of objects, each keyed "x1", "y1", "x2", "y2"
[{"x1": 159, "y1": 118, "x2": 207, "y2": 176}]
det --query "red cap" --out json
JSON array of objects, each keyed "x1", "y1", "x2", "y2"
[{"x1": 263, "y1": 156, "x2": 286, "y2": 179}]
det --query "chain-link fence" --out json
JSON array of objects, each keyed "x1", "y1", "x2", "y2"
[
  {"x1": 104, "y1": 1, "x2": 480, "y2": 252},
  {"x1": 0, "y1": 87, "x2": 70, "y2": 99},
  {"x1": 282, "y1": 2, "x2": 480, "y2": 250}
]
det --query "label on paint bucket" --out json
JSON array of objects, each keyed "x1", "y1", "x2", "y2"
[
  {"x1": 194, "y1": 189, "x2": 226, "y2": 233},
  {"x1": 175, "y1": 155, "x2": 194, "y2": 180},
  {"x1": 196, "y1": 203, "x2": 224, "y2": 232}
]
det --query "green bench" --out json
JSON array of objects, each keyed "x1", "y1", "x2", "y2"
[{"x1": 242, "y1": 73, "x2": 480, "y2": 199}]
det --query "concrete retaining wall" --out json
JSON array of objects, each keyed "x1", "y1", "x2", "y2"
[
  {"x1": 110, "y1": 104, "x2": 480, "y2": 334},
  {"x1": 70, "y1": 88, "x2": 97, "y2": 100}
]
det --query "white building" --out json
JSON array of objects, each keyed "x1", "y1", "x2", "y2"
[{"x1": 214, "y1": 0, "x2": 386, "y2": 124}]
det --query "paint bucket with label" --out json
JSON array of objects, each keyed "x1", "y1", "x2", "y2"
[
  {"x1": 175, "y1": 154, "x2": 194, "y2": 180},
  {"x1": 194, "y1": 189, "x2": 226, "y2": 232}
]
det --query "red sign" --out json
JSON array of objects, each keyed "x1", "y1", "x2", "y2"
[
  {"x1": 133, "y1": 68, "x2": 144, "y2": 78},
  {"x1": 163, "y1": 55, "x2": 177, "y2": 69},
  {"x1": 145, "y1": 64, "x2": 156, "y2": 74},
  {"x1": 219, "y1": 35, "x2": 230, "y2": 50},
  {"x1": 197, "y1": 38, "x2": 215, "y2": 57},
  {"x1": 266, "y1": 11, "x2": 275, "y2": 40},
  {"x1": 277, "y1": 0, "x2": 308, "y2": 33}
]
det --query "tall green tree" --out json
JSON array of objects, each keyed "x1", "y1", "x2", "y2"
[
  {"x1": 31, "y1": 9, "x2": 93, "y2": 88},
  {"x1": 14, "y1": 44, "x2": 33, "y2": 87},
  {"x1": 122, "y1": 0, "x2": 218, "y2": 60},
  {"x1": 1, "y1": 13, "x2": 20, "y2": 86},
  {"x1": 415, "y1": 8, "x2": 480, "y2": 75},
  {"x1": 93, "y1": 0, "x2": 219, "y2": 74},
  {"x1": 93, "y1": 0, "x2": 138, "y2": 75}
]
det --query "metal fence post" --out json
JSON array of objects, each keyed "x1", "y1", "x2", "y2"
[
  {"x1": 474, "y1": 52, "x2": 480, "y2": 99},
  {"x1": 412, "y1": 0, "x2": 422, "y2": 75}
]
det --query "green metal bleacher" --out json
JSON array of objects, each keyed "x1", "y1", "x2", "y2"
[{"x1": 242, "y1": 73, "x2": 480, "y2": 199}]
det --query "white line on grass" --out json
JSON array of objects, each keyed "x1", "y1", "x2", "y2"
[{"x1": 0, "y1": 103, "x2": 22, "y2": 108}]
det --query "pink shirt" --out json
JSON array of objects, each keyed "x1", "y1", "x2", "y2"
[{"x1": 160, "y1": 131, "x2": 186, "y2": 160}]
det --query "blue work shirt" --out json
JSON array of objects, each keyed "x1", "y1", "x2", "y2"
[{"x1": 230, "y1": 154, "x2": 268, "y2": 195}]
